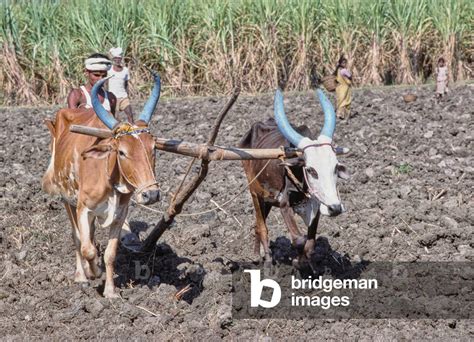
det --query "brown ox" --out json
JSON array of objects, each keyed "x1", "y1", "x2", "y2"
[
  {"x1": 42, "y1": 74, "x2": 161, "y2": 298},
  {"x1": 239, "y1": 89, "x2": 349, "y2": 267}
]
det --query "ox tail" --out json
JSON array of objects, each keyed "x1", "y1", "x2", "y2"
[
  {"x1": 44, "y1": 118, "x2": 56, "y2": 140},
  {"x1": 42, "y1": 119, "x2": 60, "y2": 195},
  {"x1": 42, "y1": 138, "x2": 60, "y2": 195}
]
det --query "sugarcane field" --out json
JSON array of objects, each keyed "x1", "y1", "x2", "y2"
[{"x1": 1, "y1": 0, "x2": 473, "y2": 340}]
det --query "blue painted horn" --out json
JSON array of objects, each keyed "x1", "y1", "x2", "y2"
[
  {"x1": 274, "y1": 89, "x2": 304, "y2": 147},
  {"x1": 137, "y1": 72, "x2": 161, "y2": 124},
  {"x1": 316, "y1": 88, "x2": 336, "y2": 139},
  {"x1": 91, "y1": 76, "x2": 119, "y2": 130}
]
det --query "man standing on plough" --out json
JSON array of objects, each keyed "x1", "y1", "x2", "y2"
[{"x1": 67, "y1": 53, "x2": 117, "y2": 113}]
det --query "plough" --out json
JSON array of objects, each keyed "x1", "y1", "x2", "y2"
[{"x1": 69, "y1": 88, "x2": 301, "y2": 252}]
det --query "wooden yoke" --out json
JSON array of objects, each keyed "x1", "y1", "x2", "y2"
[
  {"x1": 70, "y1": 126, "x2": 302, "y2": 161},
  {"x1": 154, "y1": 138, "x2": 301, "y2": 160}
]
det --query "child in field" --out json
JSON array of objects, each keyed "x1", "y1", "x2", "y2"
[
  {"x1": 108, "y1": 47, "x2": 134, "y2": 123},
  {"x1": 334, "y1": 56, "x2": 352, "y2": 120},
  {"x1": 67, "y1": 53, "x2": 116, "y2": 113},
  {"x1": 435, "y1": 57, "x2": 448, "y2": 99}
]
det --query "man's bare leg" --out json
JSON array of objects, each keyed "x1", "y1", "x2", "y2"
[{"x1": 124, "y1": 105, "x2": 134, "y2": 123}]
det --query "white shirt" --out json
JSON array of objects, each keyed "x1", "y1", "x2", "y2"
[
  {"x1": 80, "y1": 86, "x2": 111, "y2": 111},
  {"x1": 107, "y1": 67, "x2": 130, "y2": 99}
]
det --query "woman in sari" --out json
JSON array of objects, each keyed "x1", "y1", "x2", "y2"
[{"x1": 334, "y1": 57, "x2": 352, "y2": 119}]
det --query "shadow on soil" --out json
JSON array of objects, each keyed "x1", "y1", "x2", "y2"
[
  {"x1": 231, "y1": 235, "x2": 370, "y2": 280},
  {"x1": 105, "y1": 220, "x2": 206, "y2": 304}
]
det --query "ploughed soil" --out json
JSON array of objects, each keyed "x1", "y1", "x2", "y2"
[{"x1": 1, "y1": 84, "x2": 473, "y2": 340}]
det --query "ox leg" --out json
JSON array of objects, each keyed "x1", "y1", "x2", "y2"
[
  {"x1": 103, "y1": 204, "x2": 129, "y2": 299},
  {"x1": 64, "y1": 202, "x2": 88, "y2": 283},
  {"x1": 85, "y1": 218, "x2": 102, "y2": 279},
  {"x1": 103, "y1": 224, "x2": 122, "y2": 298},
  {"x1": 304, "y1": 211, "x2": 320, "y2": 259},
  {"x1": 250, "y1": 193, "x2": 272, "y2": 265},
  {"x1": 77, "y1": 205, "x2": 101, "y2": 279},
  {"x1": 280, "y1": 205, "x2": 306, "y2": 251}
]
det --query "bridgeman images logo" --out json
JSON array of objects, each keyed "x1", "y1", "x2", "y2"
[
  {"x1": 244, "y1": 269, "x2": 378, "y2": 309},
  {"x1": 237, "y1": 263, "x2": 473, "y2": 319},
  {"x1": 244, "y1": 270, "x2": 282, "y2": 308}
]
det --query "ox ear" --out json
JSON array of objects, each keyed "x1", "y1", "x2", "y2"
[
  {"x1": 337, "y1": 164, "x2": 350, "y2": 180},
  {"x1": 280, "y1": 157, "x2": 305, "y2": 167},
  {"x1": 82, "y1": 144, "x2": 115, "y2": 160}
]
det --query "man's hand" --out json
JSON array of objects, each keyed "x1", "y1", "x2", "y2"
[{"x1": 108, "y1": 92, "x2": 117, "y2": 116}]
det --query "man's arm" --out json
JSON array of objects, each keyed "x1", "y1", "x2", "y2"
[
  {"x1": 125, "y1": 68, "x2": 130, "y2": 95},
  {"x1": 67, "y1": 88, "x2": 82, "y2": 108},
  {"x1": 108, "y1": 92, "x2": 117, "y2": 116},
  {"x1": 341, "y1": 68, "x2": 352, "y2": 81}
]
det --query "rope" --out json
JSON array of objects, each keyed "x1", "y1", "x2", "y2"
[
  {"x1": 132, "y1": 159, "x2": 272, "y2": 217},
  {"x1": 284, "y1": 165, "x2": 310, "y2": 199}
]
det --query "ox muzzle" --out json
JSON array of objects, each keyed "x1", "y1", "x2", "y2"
[
  {"x1": 135, "y1": 185, "x2": 160, "y2": 205},
  {"x1": 320, "y1": 203, "x2": 345, "y2": 217}
]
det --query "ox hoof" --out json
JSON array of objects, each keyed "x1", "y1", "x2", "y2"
[
  {"x1": 84, "y1": 266, "x2": 95, "y2": 280},
  {"x1": 74, "y1": 272, "x2": 89, "y2": 284},
  {"x1": 303, "y1": 239, "x2": 316, "y2": 259},
  {"x1": 293, "y1": 236, "x2": 307, "y2": 253},
  {"x1": 91, "y1": 266, "x2": 102, "y2": 280},
  {"x1": 84, "y1": 261, "x2": 102, "y2": 280},
  {"x1": 103, "y1": 288, "x2": 120, "y2": 299}
]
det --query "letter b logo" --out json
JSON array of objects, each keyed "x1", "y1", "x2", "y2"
[{"x1": 244, "y1": 270, "x2": 281, "y2": 308}]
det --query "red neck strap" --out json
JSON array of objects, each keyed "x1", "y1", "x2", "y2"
[{"x1": 302, "y1": 143, "x2": 334, "y2": 152}]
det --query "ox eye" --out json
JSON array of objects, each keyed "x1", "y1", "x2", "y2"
[
  {"x1": 118, "y1": 150, "x2": 126, "y2": 158},
  {"x1": 306, "y1": 167, "x2": 318, "y2": 179}
]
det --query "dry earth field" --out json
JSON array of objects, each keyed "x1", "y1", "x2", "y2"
[{"x1": 0, "y1": 85, "x2": 473, "y2": 340}]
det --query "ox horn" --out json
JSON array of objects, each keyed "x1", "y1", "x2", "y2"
[
  {"x1": 274, "y1": 89, "x2": 304, "y2": 147},
  {"x1": 316, "y1": 88, "x2": 336, "y2": 139},
  {"x1": 91, "y1": 76, "x2": 119, "y2": 130},
  {"x1": 137, "y1": 72, "x2": 161, "y2": 124}
]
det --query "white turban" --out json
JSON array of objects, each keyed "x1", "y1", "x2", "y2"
[
  {"x1": 85, "y1": 57, "x2": 112, "y2": 71},
  {"x1": 109, "y1": 47, "x2": 123, "y2": 58}
]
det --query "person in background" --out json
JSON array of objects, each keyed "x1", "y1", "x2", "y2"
[
  {"x1": 108, "y1": 47, "x2": 134, "y2": 123},
  {"x1": 107, "y1": 48, "x2": 137, "y2": 243},
  {"x1": 334, "y1": 56, "x2": 352, "y2": 120},
  {"x1": 67, "y1": 53, "x2": 116, "y2": 113},
  {"x1": 435, "y1": 57, "x2": 448, "y2": 99}
]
